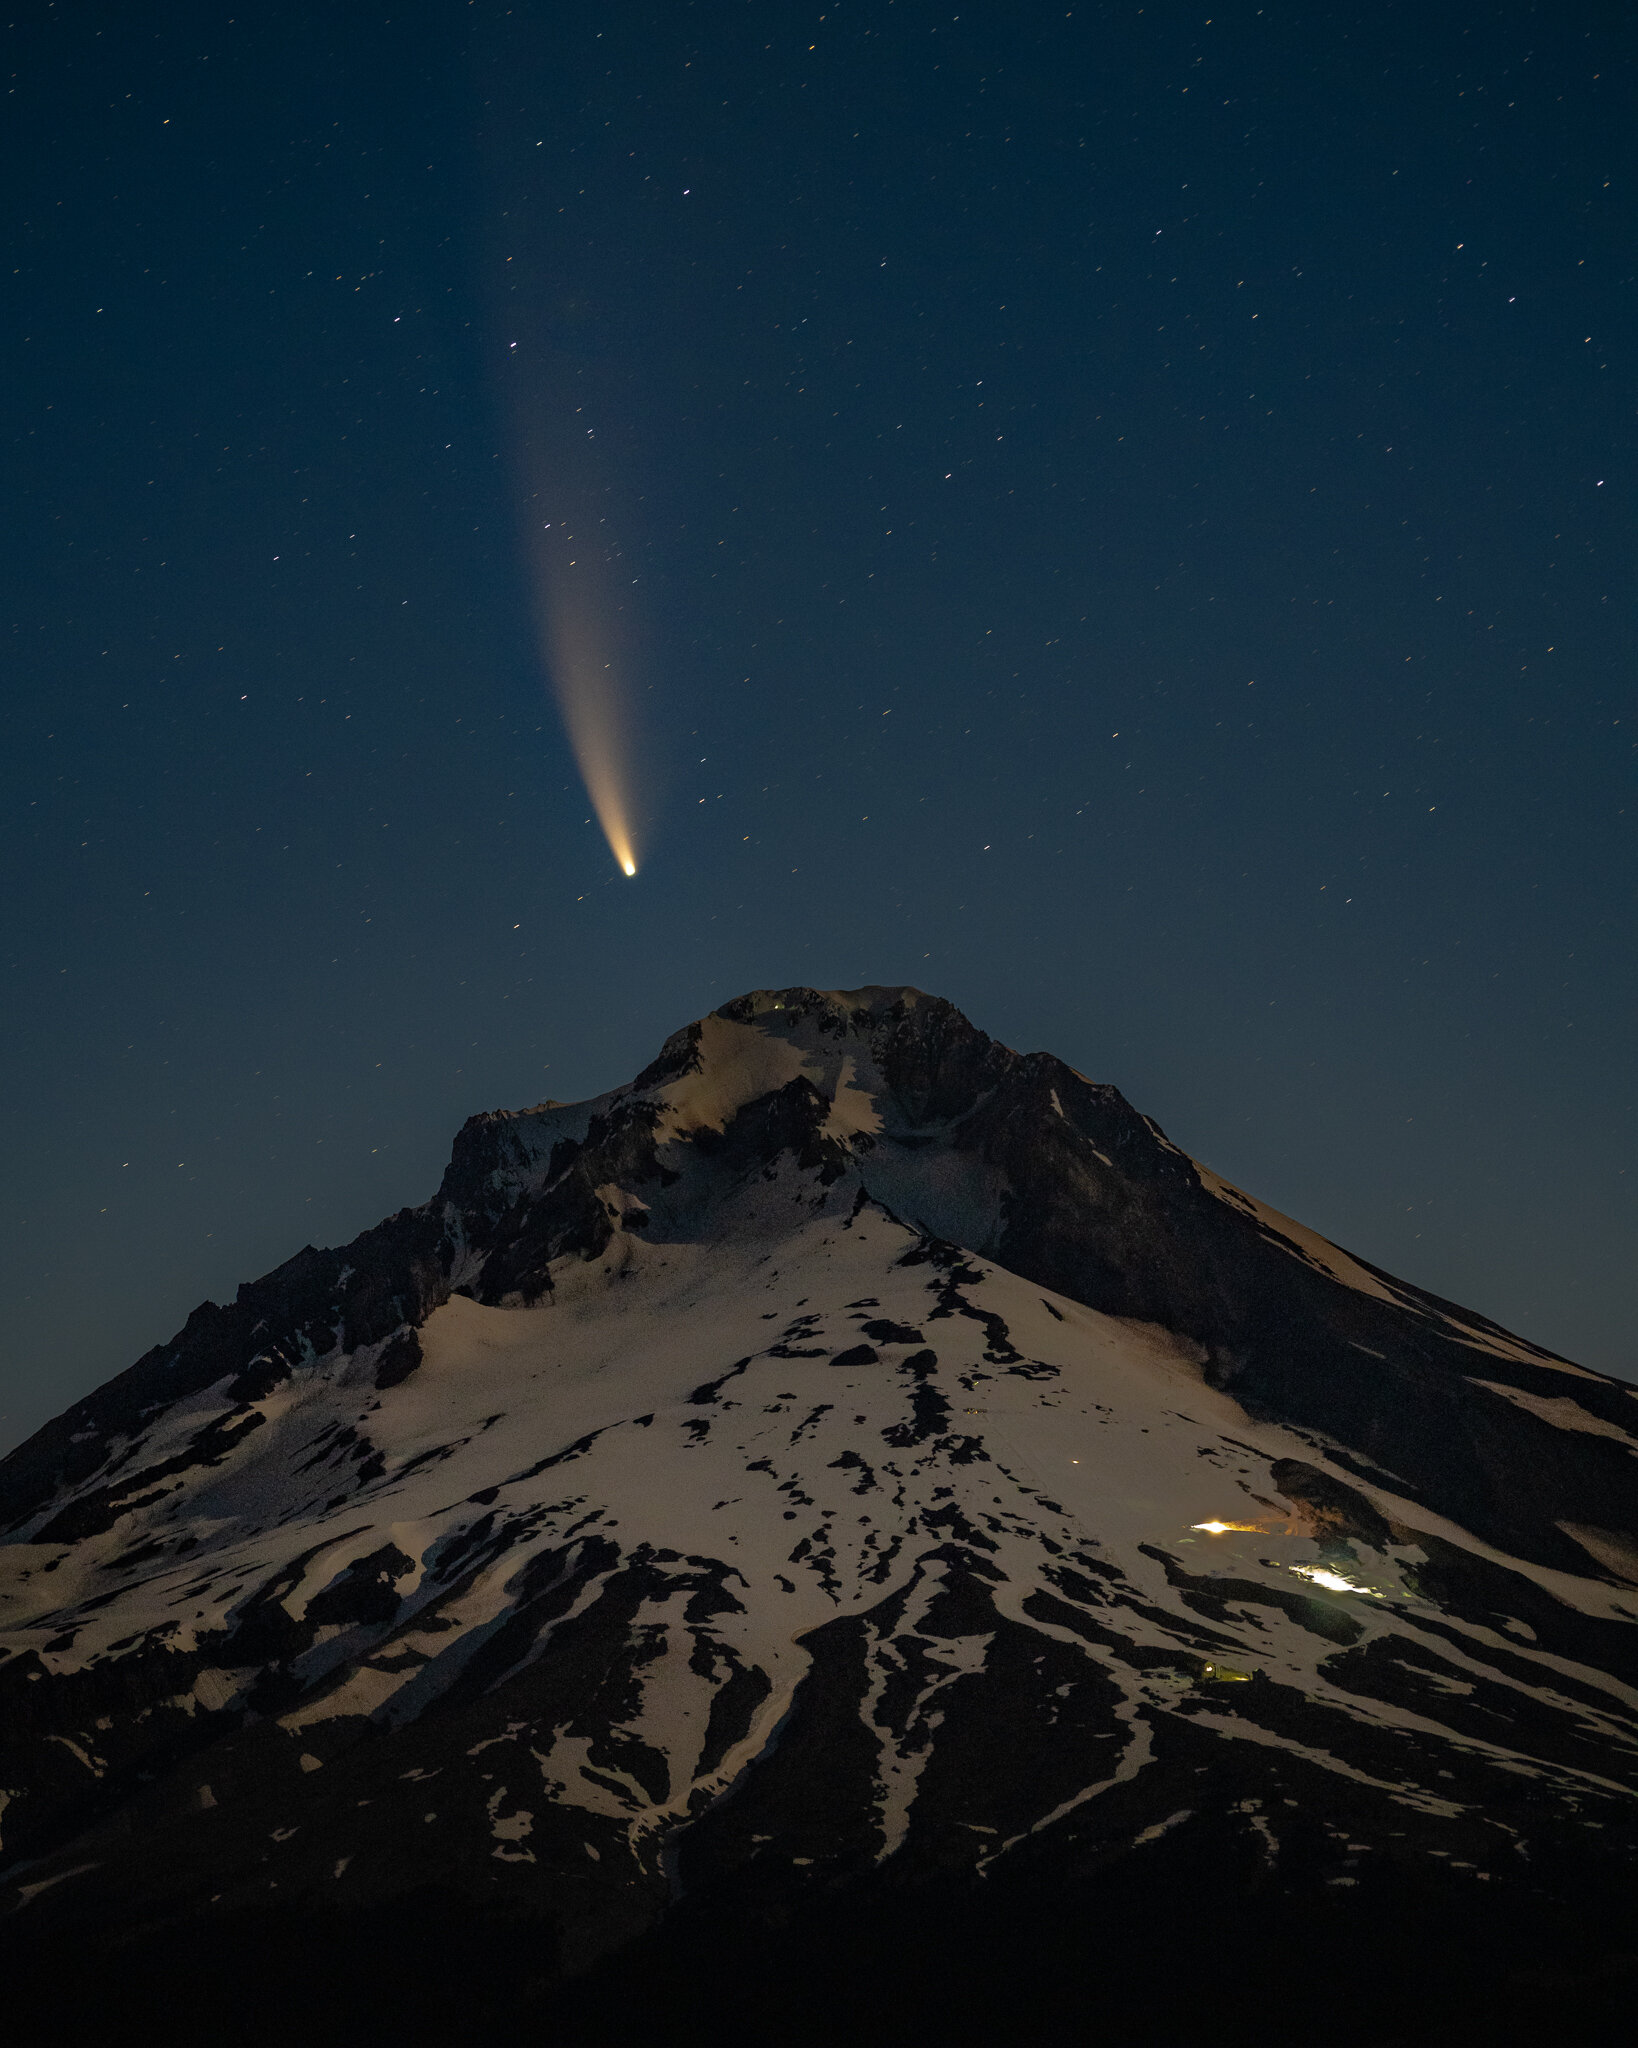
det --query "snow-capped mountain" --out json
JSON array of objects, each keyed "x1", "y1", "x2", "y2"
[{"x1": 2, "y1": 986, "x2": 1634, "y2": 2042}]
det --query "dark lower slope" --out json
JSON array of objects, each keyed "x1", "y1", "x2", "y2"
[{"x1": 2, "y1": 1802, "x2": 1634, "y2": 2048}]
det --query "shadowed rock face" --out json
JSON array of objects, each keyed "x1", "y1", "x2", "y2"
[{"x1": 1, "y1": 985, "x2": 1634, "y2": 2043}]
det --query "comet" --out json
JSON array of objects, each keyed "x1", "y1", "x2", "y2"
[
  {"x1": 530, "y1": 522, "x2": 643, "y2": 880},
  {"x1": 496, "y1": 346, "x2": 647, "y2": 882}
]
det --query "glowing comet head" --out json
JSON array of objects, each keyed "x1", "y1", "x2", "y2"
[{"x1": 622, "y1": 857, "x2": 636, "y2": 878}]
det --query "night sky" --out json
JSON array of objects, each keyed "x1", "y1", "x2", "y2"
[{"x1": 4, "y1": 1, "x2": 1633, "y2": 1447}]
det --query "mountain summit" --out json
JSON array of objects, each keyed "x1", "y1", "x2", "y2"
[{"x1": 3, "y1": 986, "x2": 1635, "y2": 2043}]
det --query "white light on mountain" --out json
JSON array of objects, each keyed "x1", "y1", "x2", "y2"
[{"x1": 1289, "y1": 1563, "x2": 1382, "y2": 1597}]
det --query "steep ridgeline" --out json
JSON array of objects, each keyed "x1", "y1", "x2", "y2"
[{"x1": 2, "y1": 987, "x2": 1635, "y2": 2043}]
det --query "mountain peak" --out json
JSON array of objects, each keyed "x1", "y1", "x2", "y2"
[{"x1": 2, "y1": 985, "x2": 1633, "y2": 2041}]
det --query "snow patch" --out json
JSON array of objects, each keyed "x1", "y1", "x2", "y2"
[{"x1": 1469, "y1": 1381, "x2": 1638, "y2": 1448}]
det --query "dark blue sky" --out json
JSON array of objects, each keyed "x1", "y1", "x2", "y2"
[{"x1": 3, "y1": 0, "x2": 1633, "y2": 1446}]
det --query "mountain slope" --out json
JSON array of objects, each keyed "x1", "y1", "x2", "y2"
[{"x1": 2, "y1": 985, "x2": 1634, "y2": 2042}]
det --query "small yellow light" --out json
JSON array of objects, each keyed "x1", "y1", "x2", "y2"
[
  {"x1": 622, "y1": 859, "x2": 636, "y2": 877},
  {"x1": 1191, "y1": 1519, "x2": 1261, "y2": 1535}
]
